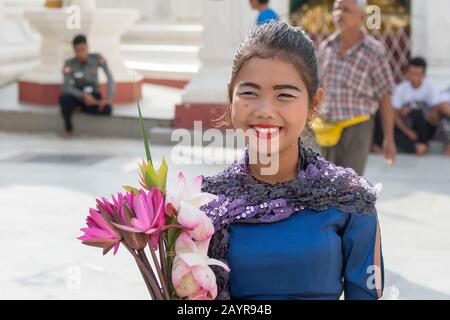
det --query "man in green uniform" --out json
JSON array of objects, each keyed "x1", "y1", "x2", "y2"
[{"x1": 59, "y1": 34, "x2": 115, "y2": 138}]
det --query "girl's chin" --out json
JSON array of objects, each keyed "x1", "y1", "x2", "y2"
[{"x1": 247, "y1": 140, "x2": 284, "y2": 156}]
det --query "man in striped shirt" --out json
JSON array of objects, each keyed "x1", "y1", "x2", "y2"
[{"x1": 317, "y1": 0, "x2": 396, "y2": 175}]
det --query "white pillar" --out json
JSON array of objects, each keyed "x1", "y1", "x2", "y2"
[
  {"x1": 18, "y1": 1, "x2": 141, "y2": 104},
  {"x1": 3, "y1": 0, "x2": 45, "y2": 8},
  {"x1": 170, "y1": 0, "x2": 203, "y2": 23},
  {"x1": 0, "y1": 0, "x2": 41, "y2": 87},
  {"x1": 181, "y1": 0, "x2": 256, "y2": 104},
  {"x1": 96, "y1": 0, "x2": 203, "y2": 24},
  {"x1": 65, "y1": 0, "x2": 96, "y2": 11},
  {"x1": 270, "y1": 0, "x2": 290, "y2": 20},
  {"x1": 411, "y1": 0, "x2": 450, "y2": 89}
]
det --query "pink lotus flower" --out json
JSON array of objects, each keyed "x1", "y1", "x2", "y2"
[
  {"x1": 165, "y1": 172, "x2": 217, "y2": 241},
  {"x1": 172, "y1": 232, "x2": 230, "y2": 300},
  {"x1": 113, "y1": 188, "x2": 166, "y2": 250},
  {"x1": 178, "y1": 201, "x2": 215, "y2": 241},
  {"x1": 95, "y1": 197, "x2": 115, "y2": 217},
  {"x1": 79, "y1": 208, "x2": 122, "y2": 255},
  {"x1": 111, "y1": 191, "x2": 135, "y2": 221}
]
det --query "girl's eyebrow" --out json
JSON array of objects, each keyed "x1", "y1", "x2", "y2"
[
  {"x1": 238, "y1": 82, "x2": 302, "y2": 92},
  {"x1": 273, "y1": 84, "x2": 302, "y2": 92},
  {"x1": 238, "y1": 82, "x2": 261, "y2": 89}
]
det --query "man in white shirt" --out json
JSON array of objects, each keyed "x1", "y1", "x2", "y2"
[{"x1": 390, "y1": 57, "x2": 450, "y2": 156}]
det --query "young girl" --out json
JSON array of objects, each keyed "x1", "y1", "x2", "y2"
[{"x1": 201, "y1": 21, "x2": 383, "y2": 300}]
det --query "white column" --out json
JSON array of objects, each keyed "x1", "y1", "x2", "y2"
[
  {"x1": 96, "y1": 0, "x2": 203, "y2": 24},
  {"x1": 65, "y1": 0, "x2": 96, "y2": 11},
  {"x1": 170, "y1": 0, "x2": 202, "y2": 23},
  {"x1": 18, "y1": 1, "x2": 141, "y2": 104},
  {"x1": 20, "y1": 3, "x2": 139, "y2": 84},
  {"x1": 411, "y1": 0, "x2": 450, "y2": 89},
  {"x1": 270, "y1": 0, "x2": 290, "y2": 20},
  {"x1": 0, "y1": 0, "x2": 41, "y2": 87},
  {"x1": 181, "y1": 0, "x2": 256, "y2": 104},
  {"x1": 3, "y1": 0, "x2": 44, "y2": 8}
]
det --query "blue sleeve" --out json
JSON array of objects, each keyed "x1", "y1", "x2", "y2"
[
  {"x1": 257, "y1": 10, "x2": 279, "y2": 25},
  {"x1": 256, "y1": 12, "x2": 266, "y2": 25},
  {"x1": 342, "y1": 212, "x2": 384, "y2": 300}
]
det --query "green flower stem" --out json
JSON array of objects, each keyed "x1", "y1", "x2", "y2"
[{"x1": 146, "y1": 244, "x2": 170, "y2": 300}]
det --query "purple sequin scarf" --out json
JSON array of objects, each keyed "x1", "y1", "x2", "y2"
[{"x1": 200, "y1": 140, "x2": 379, "y2": 300}]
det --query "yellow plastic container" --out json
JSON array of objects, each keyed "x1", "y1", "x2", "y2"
[{"x1": 311, "y1": 115, "x2": 370, "y2": 147}]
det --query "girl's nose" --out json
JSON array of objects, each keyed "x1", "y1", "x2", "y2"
[{"x1": 254, "y1": 99, "x2": 276, "y2": 118}]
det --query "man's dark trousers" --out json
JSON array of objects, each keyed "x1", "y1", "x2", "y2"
[{"x1": 59, "y1": 90, "x2": 112, "y2": 133}]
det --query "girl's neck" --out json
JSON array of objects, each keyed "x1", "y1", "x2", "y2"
[{"x1": 249, "y1": 142, "x2": 299, "y2": 185}]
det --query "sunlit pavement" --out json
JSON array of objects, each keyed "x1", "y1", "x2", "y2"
[{"x1": 0, "y1": 132, "x2": 449, "y2": 300}]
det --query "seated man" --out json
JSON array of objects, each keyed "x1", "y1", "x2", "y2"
[
  {"x1": 59, "y1": 34, "x2": 115, "y2": 138},
  {"x1": 379, "y1": 57, "x2": 450, "y2": 155}
]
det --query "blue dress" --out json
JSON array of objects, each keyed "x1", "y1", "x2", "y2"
[{"x1": 228, "y1": 208, "x2": 383, "y2": 300}]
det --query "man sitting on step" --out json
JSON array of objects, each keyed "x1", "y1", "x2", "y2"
[{"x1": 59, "y1": 34, "x2": 115, "y2": 138}]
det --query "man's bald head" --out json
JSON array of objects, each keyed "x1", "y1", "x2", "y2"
[{"x1": 354, "y1": 0, "x2": 367, "y2": 13}]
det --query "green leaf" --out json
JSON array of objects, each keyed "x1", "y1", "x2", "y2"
[
  {"x1": 157, "y1": 157, "x2": 169, "y2": 193},
  {"x1": 168, "y1": 228, "x2": 183, "y2": 250},
  {"x1": 122, "y1": 185, "x2": 140, "y2": 195},
  {"x1": 144, "y1": 162, "x2": 158, "y2": 190},
  {"x1": 135, "y1": 83, "x2": 153, "y2": 166}
]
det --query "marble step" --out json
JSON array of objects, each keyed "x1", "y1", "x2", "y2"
[
  {"x1": 0, "y1": 83, "x2": 178, "y2": 139},
  {"x1": 122, "y1": 23, "x2": 203, "y2": 46},
  {"x1": 121, "y1": 44, "x2": 200, "y2": 66},
  {"x1": 124, "y1": 60, "x2": 198, "y2": 82},
  {"x1": 0, "y1": 107, "x2": 172, "y2": 140}
]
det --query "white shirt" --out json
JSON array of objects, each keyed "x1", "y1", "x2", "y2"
[{"x1": 392, "y1": 79, "x2": 446, "y2": 109}]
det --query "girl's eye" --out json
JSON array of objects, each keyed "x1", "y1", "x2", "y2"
[
  {"x1": 278, "y1": 93, "x2": 296, "y2": 99},
  {"x1": 239, "y1": 91, "x2": 257, "y2": 97}
]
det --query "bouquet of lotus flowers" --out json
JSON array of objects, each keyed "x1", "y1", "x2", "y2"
[{"x1": 78, "y1": 100, "x2": 230, "y2": 300}]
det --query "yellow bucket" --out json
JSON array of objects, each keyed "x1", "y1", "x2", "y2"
[{"x1": 311, "y1": 115, "x2": 370, "y2": 147}]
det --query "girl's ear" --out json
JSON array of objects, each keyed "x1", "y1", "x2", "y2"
[
  {"x1": 313, "y1": 88, "x2": 325, "y2": 111},
  {"x1": 307, "y1": 88, "x2": 325, "y2": 125}
]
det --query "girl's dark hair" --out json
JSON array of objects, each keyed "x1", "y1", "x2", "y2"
[{"x1": 215, "y1": 21, "x2": 320, "y2": 127}]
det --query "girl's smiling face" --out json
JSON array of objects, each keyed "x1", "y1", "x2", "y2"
[{"x1": 230, "y1": 57, "x2": 323, "y2": 156}]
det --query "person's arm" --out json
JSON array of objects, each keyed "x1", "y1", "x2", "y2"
[
  {"x1": 379, "y1": 94, "x2": 397, "y2": 163},
  {"x1": 395, "y1": 108, "x2": 417, "y2": 141},
  {"x1": 62, "y1": 63, "x2": 84, "y2": 100},
  {"x1": 370, "y1": 49, "x2": 397, "y2": 164},
  {"x1": 342, "y1": 212, "x2": 384, "y2": 300},
  {"x1": 98, "y1": 55, "x2": 115, "y2": 102}
]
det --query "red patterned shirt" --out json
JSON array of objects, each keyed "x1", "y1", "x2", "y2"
[{"x1": 318, "y1": 31, "x2": 395, "y2": 122}]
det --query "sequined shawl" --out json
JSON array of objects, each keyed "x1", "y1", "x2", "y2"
[{"x1": 200, "y1": 141, "x2": 379, "y2": 300}]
